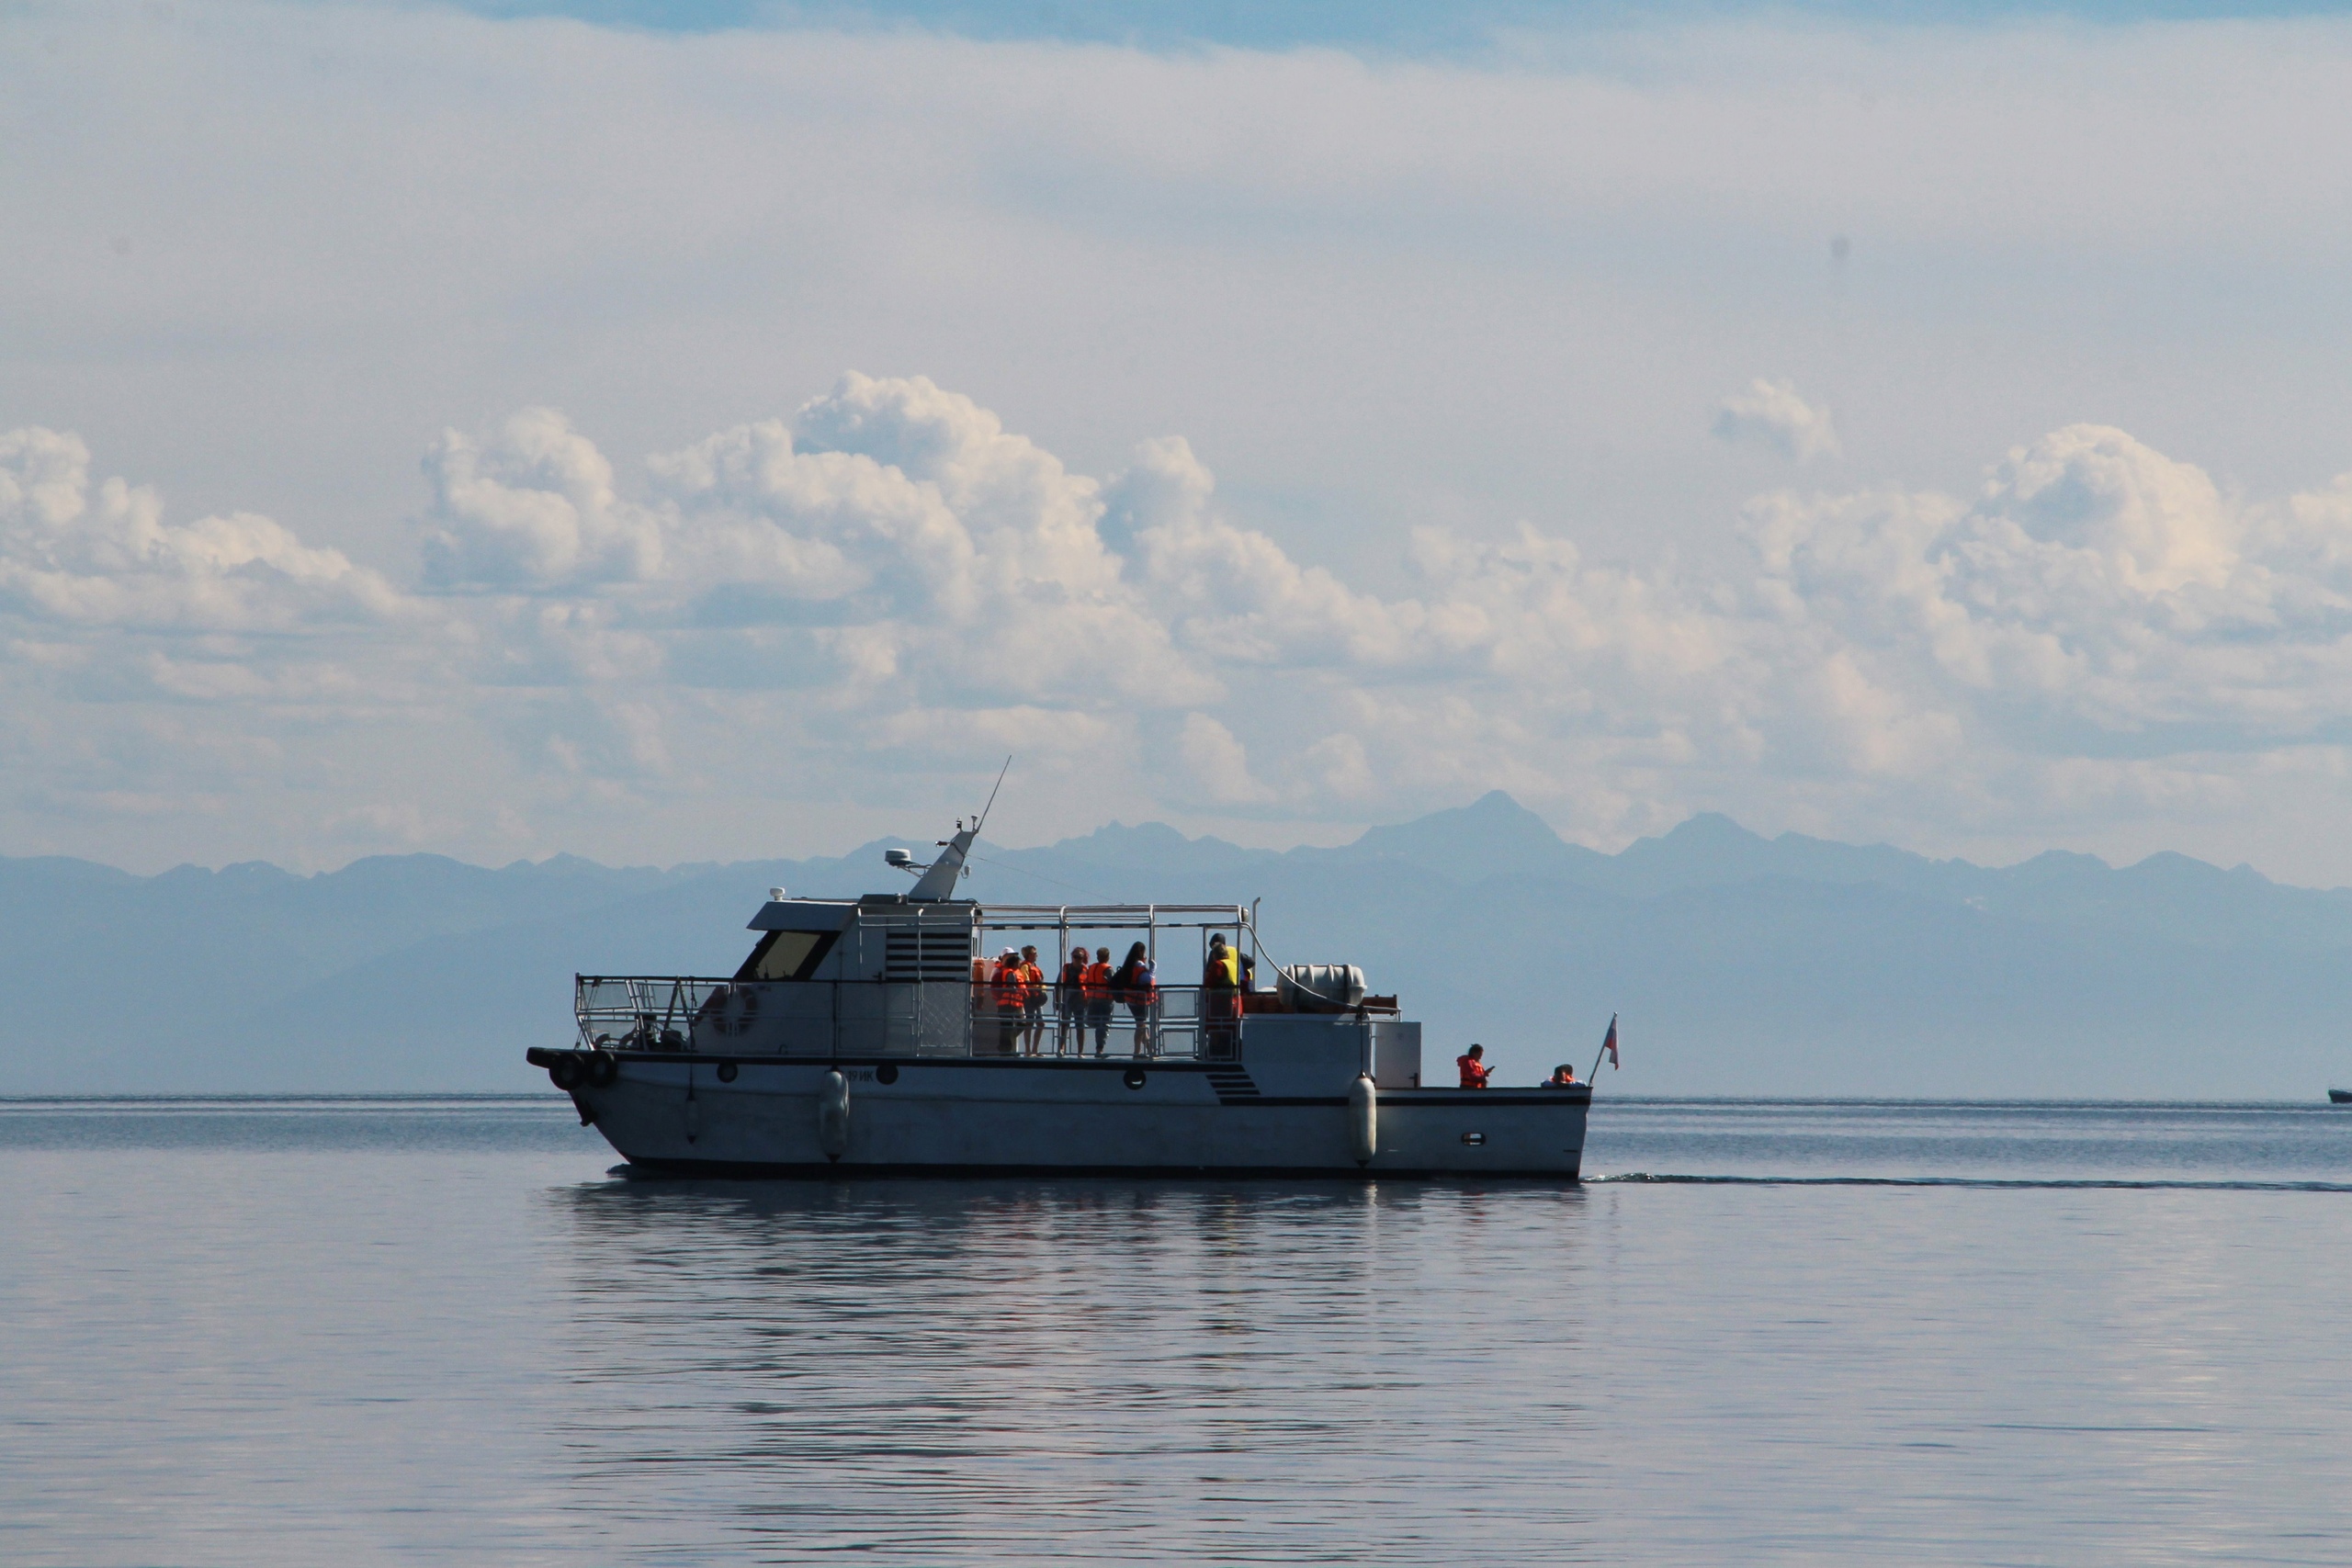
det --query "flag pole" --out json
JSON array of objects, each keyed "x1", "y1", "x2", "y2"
[{"x1": 1589, "y1": 1013, "x2": 1617, "y2": 1084}]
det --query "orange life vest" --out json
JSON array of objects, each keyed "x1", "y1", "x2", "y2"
[
  {"x1": 990, "y1": 961, "x2": 1024, "y2": 1010},
  {"x1": 1457, "y1": 1054, "x2": 1490, "y2": 1089},
  {"x1": 1081, "y1": 961, "x2": 1112, "y2": 1000},
  {"x1": 1018, "y1": 961, "x2": 1045, "y2": 1001}
]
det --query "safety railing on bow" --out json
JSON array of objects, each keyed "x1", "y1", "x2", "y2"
[{"x1": 574, "y1": 976, "x2": 1247, "y2": 1061}]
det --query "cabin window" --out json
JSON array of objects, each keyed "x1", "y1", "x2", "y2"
[{"x1": 736, "y1": 928, "x2": 839, "y2": 982}]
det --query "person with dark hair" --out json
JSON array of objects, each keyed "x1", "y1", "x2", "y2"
[
  {"x1": 989, "y1": 949, "x2": 1023, "y2": 1055},
  {"x1": 1457, "y1": 1043, "x2": 1491, "y2": 1089},
  {"x1": 1083, "y1": 946, "x2": 1114, "y2": 1055},
  {"x1": 1017, "y1": 944, "x2": 1046, "y2": 1055},
  {"x1": 1203, "y1": 932, "x2": 1239, "y2": 1054},
  {"x1": 1113, "y1": 941, "x2": 1159, "y2": 1056},
  {"x1": 1055, "y1": 944, "x2": 1089, "y2": 1055},
  {"x1": 1544, "y1": 1063, "x2": 1578, "y2": 1088}
]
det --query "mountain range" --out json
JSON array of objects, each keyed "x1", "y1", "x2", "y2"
[{"x1": 6, "y1": 792, "x2": 2348, "y2": 1098}]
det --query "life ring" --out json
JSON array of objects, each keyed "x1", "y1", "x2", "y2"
[{"x1": 701, "y1": 984, "x2": 760, "y2": 1038}]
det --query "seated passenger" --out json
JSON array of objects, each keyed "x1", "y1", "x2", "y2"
[
  {"x1": 1457, "y1": 1043, "x2": 1491, "y2": 1089},
  {"x1": 1545, "y1": 1063, "x2": 1578, "y2": 1088}
]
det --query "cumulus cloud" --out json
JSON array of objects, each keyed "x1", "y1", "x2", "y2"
[
  {"x1": 17, "y1": 374, "x2": 2352, "y2": 876},
  {"x1": 1178, "y1": 712, "x2": 1274, "y2": 805},
  {"x1": 1713, "y1": 379, "x2": 1840, "y2": 463},
  {"x1": 423, "y1": 409, "x2": 662, "y2": 590},
  {"x1": 1746, "y1": 423, "x2": 2352, "y2": 744},
  {"x1": 0, "y1": 427, "x2": 400, "y2": 633}
]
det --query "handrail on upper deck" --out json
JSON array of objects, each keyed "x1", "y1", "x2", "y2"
[{"x1": 976, "y1": 903, "x2": 1252, "y2": 930}]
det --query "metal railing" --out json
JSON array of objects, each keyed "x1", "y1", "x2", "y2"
[{"x1": 574, "y1": 976, "x2": 1247, "y2": 1061}]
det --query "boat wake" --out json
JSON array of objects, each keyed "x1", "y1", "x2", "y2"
[{"x1": 1586, "y1": 1172, "x2": 2352, "y2": 1192}]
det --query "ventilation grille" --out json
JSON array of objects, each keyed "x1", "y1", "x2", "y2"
[{"x1": 883, "y1": 925, "x2": 976, "y2": 983}]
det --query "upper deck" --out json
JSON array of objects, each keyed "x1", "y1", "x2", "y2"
[{"x1": 574, "y1": 897, "x2": 1403, "y2": 1070}]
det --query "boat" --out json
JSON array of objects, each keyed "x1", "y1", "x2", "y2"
[
  {"x1": 526, "y1": 819, "x2": 1590, "y2": 1177},
  {"x1": 2331, "y1": 1089, "x2": 2351, "y2": 1105}
]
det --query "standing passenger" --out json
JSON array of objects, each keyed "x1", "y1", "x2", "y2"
[
  {"x1": 1056, "y1": 944, "x2": 1089, "y2": 1055},
  {"x1": 1203, "y1": 934, "x2": 1239, "y2": 1055},
  {"x1": 1083, "y1": 946, "x2": 1114, "y2": 1055},
  {"x1": 1457, "y1": 1043, "x2": 1490, "y2": 1089},
  {"x1": 1113, "y1": 942, "x2": 1158, "y2": 1056},
  {"x1": 1018, "y1": 944, "x2": 1046, "y2": 1055},
  {"x1": 989, "y1": 949, "x2": 1023, "y2": 1056}
]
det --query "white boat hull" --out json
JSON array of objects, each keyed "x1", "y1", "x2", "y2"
[{"x1": 564, "y1": 1055, "x2": 1589, "y2": 1178}]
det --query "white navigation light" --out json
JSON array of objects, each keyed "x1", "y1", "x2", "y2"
[
  {"x1": 769, "y1": 886, "x2": 786, "y2": 901},
  {"x1": 885, "y1": 848, "x2": 914, "y2": 868}
]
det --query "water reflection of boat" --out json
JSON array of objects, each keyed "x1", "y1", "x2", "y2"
[{"x1": 527, "y1": 819, "x2": 1589, "y2": 1177}]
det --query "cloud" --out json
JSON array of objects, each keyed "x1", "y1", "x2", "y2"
[
  {"x1": 0, "y1": 426, "x2": 400, "y2": 634},
  {"x1": 423, "y1": 409, "x2": 662, "y2": 590},
  {"x1": 1713, "y1": 379, "x2": 1840, "y2": 463},
  {"x1": 1745, "y1": 423, "x2": 2352, "y2": 745},
  {"x1": 1177, "y1": 712, "x2": 1274, "y2": 805},
  {"x1": 16, "y1": 373, "x2": 2352, "y2": 881}
]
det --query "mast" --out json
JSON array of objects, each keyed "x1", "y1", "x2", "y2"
[{"x1": 907, "y1": 755, "x2": 1010, "y2": 902}]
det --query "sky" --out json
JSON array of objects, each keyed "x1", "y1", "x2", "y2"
[{"x1": 9, "y1": 0, "x2": 2352, "y2": 878}]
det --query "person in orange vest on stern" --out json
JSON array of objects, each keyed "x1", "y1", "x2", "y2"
[{"x1": 1457, "y1": 1043, "x2": 1491, "y2": 1089}]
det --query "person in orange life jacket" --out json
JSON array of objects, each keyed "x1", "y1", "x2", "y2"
[
  {"x1": 1544, "y1": 1063, "x2": 1578, "y2": 1088},
  {"x1": 1017, "y1": 944, "x2": 1047, "y2": 1055},
  {"x1": 1112, "y1": 942, "x2": 1158, "y2": 1056},
  {"x1": 1457, "y1": 1043, "x2": 1491, "y2": 1089},
  {"x1": 989, "y1": 949, "x2": 1024, "y2": 1055},
  {"x1": 1081, "y1": 947, "x2": 1114, "y2": 1055},
  {"x1": 1055, "y1": 944, "x2": 1089, "y2": 1055}
]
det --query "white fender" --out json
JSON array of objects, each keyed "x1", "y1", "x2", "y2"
[
  {"x1": 817, "y1": 1069, "x2": 851, "y2": 1159},
  {"x1": 1348, "y1": 1074, "x2": 1377, "y2": 1165}
]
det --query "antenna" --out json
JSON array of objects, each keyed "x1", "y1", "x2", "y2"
[{"x1": 976, "y1": 755, "x2": 1012, "y2": 834}]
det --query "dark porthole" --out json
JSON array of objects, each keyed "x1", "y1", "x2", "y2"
[
  {"x1": 1124, "y1": 1067, "x2": 1148, "y2": 1090},
  {"x1": 716, "y1": 1062, "x2": 739, "y2": 1083},
  {"x1": 1460, "y1": 1131, "x2": 1486, "y2": 1146},
  {"x1": 876, "y1": 1063, "x2": 899, "y2": 1085}
]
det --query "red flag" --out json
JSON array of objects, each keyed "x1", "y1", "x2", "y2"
[{"x1": 1601, "y1": 1014, "x2": 1619, "y2": 1069}]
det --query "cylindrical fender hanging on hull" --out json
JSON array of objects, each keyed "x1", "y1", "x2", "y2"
[
  {"x1": 818, "y1": 1069, "x2": 851, "y2": 1160},
  {"x1": 1349, "y1": 1074, "x2": 1377, "y2": 1166}
]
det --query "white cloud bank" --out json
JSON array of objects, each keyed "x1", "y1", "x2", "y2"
[{"x1": 11, "y1": 374, "x2": 2352, "y2": 874}]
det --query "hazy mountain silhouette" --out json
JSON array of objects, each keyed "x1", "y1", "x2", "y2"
[{"x1": 7, "y1": 795, "x2": 2350, "y2": 1097}]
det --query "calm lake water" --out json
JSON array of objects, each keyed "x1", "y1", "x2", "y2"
[{"x1": 6, "y1": 1097, "x2": 2351, "y2": 1565}]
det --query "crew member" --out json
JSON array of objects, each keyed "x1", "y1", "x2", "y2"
[
  {"x1": 1457, "y1": 1043, "x2": 1491, "y2": 1089},
  {"x1": 1204, "y1": 933, "x2": 1239, "y2": 1054}
]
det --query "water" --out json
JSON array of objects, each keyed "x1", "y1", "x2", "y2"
[{"x1": 6, "y1": 1096, "x2": 2351, "y2": 1565}]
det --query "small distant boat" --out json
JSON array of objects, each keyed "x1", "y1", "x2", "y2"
[{"x1": 2331, "y1": 1089, "x2": 2352, "y2": 1105}]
